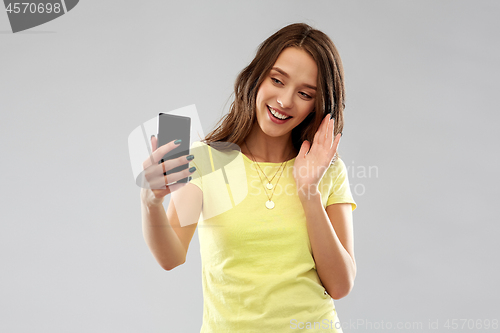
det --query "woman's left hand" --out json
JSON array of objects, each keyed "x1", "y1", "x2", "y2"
[{"x1": 293, "y1": 114, "x2": 341, "y2": 199}]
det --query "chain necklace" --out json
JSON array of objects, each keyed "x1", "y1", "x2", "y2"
[
  {"x1": 244, "y1": 142, "x2": 288, "y2": 190},
  {"x1": 244, "y1": 141, "x2": 293, "y2": 210}
]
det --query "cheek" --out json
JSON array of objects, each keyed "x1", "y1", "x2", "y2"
[
  {"x1": 255, "y1": 87, "x2": 265, "y2": 106},
  {"x1": 295, "y1": 112, "x2": 315, "y2": 127},
  {"x1": 298, "y1": 101, "x2": 315, "y2": 117},
  {"x1": 256, "y1": 80, "x2": 274, "y2": 100}
]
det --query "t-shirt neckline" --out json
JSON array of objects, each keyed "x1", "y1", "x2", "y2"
[{"x1": 240, "y1": 151, "x2": 296, "y2": 165}]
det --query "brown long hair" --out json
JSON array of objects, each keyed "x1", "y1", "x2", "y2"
[{"x1": 203, "y1": 23, "x2": 346, "y2": 154}]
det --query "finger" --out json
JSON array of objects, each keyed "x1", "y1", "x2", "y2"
[
  {"x1": 151, "y1": 135, "x2": 158, "y2": 152},
  {"x1": 163, "y1": 175, "x2": 193, "y2": 192},
  {"x1": 327, "y1": 115, "x2": 335, "y2": 148},
  {"x1": 165, "y1": 181, "x2": 189, "y2": 194},
  {"x1": 163, "y1": 165, "x2": 196, "y2": 186},
  {"x1": 298, "y1": 140, "x2": 311, "y2": 158},
  {"x1": 161, "y1": 154, "x2": 193, "y2": 177},
  {"x1": 145, "y1": 135, "x2": 159, "y2": 169},
  {"x1": 332, "y1": 133, "x2": 342, "y2": 157},
  {"x1": 151, "y1": 139, "x2": 182, "y2": 165},
  {"x1": 144, "y1": 164, "x2": 168, "y2": 189},
  {"x1": 319, "y1": 114, "x2": 329, "y2": 144},
  {"x1": 335, "y1": 133, "x2": 342, "y2": 147},
  {"x1": 144, "y1": 153, "x2": 193, "y2": 190},
  {"x1": 312, "y1": 128, "x2": 320, "y2": 147},
  {"x1": 161, "y1": 159, "x2": 167, "y2": 175}
]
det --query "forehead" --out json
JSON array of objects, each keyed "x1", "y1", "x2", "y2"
[{"x1": 272, "y1": 47, "x2": 318, "y2": 84}]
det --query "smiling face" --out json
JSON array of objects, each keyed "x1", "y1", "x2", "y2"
[{"x1": 254, "y1": 46, "x2": 318, "y2": 140}]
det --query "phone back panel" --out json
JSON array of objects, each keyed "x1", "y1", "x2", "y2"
[{"x1": 157, "y1": 113, "x2": 191, "y2": 183}]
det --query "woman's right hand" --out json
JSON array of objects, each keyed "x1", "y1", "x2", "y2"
[{"x1": 141, "y1": 136, "x2": 196, "y2": 205}]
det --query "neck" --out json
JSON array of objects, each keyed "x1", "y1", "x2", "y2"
[{"x1": 242, "y1": 124, "x2": 298, "y2": 163}]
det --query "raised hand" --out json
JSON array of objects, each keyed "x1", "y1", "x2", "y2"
[{"x1": 293, "y1": 114, "x2": 341, "y2": 199}]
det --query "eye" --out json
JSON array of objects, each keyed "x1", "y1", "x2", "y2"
[
  {"x1": 271, "y1": 77, "x2": 283, "y2": 85},
  {"x1": 300, "y1": 92, "x2": 312, "y2": 99}
]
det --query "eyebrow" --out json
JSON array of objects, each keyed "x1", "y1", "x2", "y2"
[{"x1": 271, "y1": 67, "x2": 317, "y2": 91}]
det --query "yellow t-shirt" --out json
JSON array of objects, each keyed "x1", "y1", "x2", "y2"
[{"x1": 188, "y1": 141, "x2": 356, "y2": 333}]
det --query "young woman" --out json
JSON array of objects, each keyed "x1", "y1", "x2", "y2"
[{"x1": 141, "y1": 23, "x2": 356, "y2": 332}]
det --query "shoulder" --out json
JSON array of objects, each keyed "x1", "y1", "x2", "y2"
[
  {"x1": 190, "y1": 140, "x2": 208, "y2": 152},
  {"x1": 189, "y1": 140, "x2": 243, "y2": 176}
]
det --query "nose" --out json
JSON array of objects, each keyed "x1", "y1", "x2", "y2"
[{"x1": 277, "y1": 89, "x2": 294, "y2": 109}]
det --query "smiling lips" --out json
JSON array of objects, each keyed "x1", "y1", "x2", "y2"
[{"x1": 267, "y1": 105, "x2": 292, "y2": 120}]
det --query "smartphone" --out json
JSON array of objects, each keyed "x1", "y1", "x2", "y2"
[{"x1": 157, "y1": 113, "x2": 191, "y2": 183}]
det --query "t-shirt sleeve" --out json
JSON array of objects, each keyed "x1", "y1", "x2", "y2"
[{"x1": 325, "y1": 157, "x2": 357, "y2": 211}]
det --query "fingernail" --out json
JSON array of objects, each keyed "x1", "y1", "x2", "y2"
[
  {"x1": 189, "y1": 166, "x2": 196, "y2": 173},
  {"x1": 151, "y1": 135, "x2": 155, "y2": 139},
  {"x1": 186, "y1": 155, "x2": 194, "y2": 161},
  {"x1": 174, "y1": 139, "x2": 182, "y2": 144}
]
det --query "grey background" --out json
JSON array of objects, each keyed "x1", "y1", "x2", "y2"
[{"x1": 1, "y1": 0, "x2": 499, "y2": 332}]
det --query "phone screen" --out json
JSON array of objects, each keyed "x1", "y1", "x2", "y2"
[{"x1": 157, "y1": 113, "x2": 191, "y2": 183}]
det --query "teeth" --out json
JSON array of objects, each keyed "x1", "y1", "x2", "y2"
[{"x1": 268, "y1": 106, "x2": 290, "y2": 120}]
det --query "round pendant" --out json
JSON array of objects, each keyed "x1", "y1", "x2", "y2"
[
  {"x1": 265, "y1": 200, "x2": 275, "y2": 209},
  {"x1": 266, "y1": 183, "x2": 273, "y2": 190}
]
